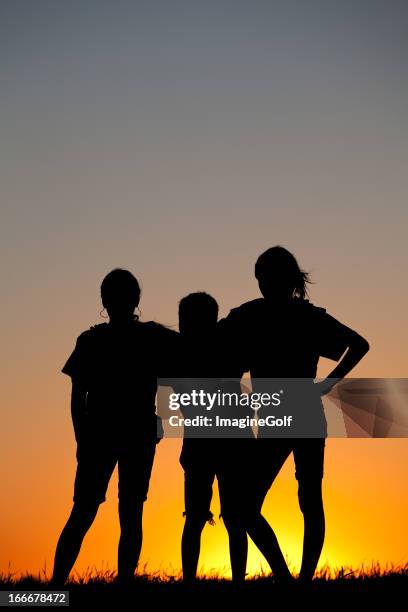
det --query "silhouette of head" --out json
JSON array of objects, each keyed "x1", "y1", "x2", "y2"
[
  {"x1": 255, "y1": 246, "x2": 310, "y2": 301},
  {"x1": 101, "y1": 269, "x2": 141, "y2": 321},
  {"x1": 178, "y1": 292, "x2": 219, "y2": 336}
]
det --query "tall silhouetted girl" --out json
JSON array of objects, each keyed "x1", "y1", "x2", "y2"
[
  {"x1": 220, "y1": 246, "x2": 369, "y2": 581},
  {"x1": 52, "y1": 269, "x2": 177, "y2": 585}
]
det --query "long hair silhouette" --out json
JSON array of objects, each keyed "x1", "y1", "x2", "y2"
[{"x1": 255, "y1": 246, "x2": 311, "y2": 300}]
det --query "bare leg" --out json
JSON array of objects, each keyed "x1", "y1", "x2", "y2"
[
  {"x1": 117, "y1": 499, "x2": 144, "y2": 582},
  {"x1": 181, "y1": 516, "x2": 207, "y2": 583},
  {"x1": 247, "y1": 514, "x2": 292, "y2": 581},
  {"x1": 223, "y1": 518, "x2": 248, "y2": 584},
  {"x1": 52, "y1": 501, "x2": 99, "y2": 586},
  {"x1": 298, "y1": 480, "x2": 325, "y2": 581}
]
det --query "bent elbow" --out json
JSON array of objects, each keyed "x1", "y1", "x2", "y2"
[{"x1": 357, "y1": 336, "x2": 370, "y2": 355}]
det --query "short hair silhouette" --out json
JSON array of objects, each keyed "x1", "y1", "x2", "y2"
[
  {"x1": 255, "y1": 246, "x2": 310, "y2": 300},
  {"x1": 178, "y1": 292, "x2": 218, "y2": 335},
  {"x1": 101, "y1": 269, "x2": 141, "y2": 313}
]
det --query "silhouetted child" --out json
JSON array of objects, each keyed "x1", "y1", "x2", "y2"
[
  {"x1": 52, "y1": 269, "x2": 177, "y2": 585},
  {"x1": 177, "y1": 292, "x2": 250, "y2": 584},
  {"x1": 220, "y1": 246, "x2": 370, "y2": 581}
]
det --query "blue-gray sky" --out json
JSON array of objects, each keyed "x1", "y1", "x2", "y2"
[{"x1": 1, "y1": 0, "x2": 407, "y2": 371}]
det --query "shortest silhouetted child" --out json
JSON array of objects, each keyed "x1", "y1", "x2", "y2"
[
  {"x1": 51, "y1": 269, "x2": 177, "y2": 585},
  {"x1": 177, "y1": 292, "x2": 251, "y2": 584}
]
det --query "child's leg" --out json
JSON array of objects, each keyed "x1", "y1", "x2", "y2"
[
  {"x1": 118, "y1": 498, "x2": 144, "y2": 581},
  {"x1": 182, "y1": 514, "x2": 209, "y2": 583},
  {"x1": 217, "y1": 449, "x2": 249, "y2": 584},
  {"x1": 246, "y1": 514, "x2": 292, "y2": 581},
  {"x1": 298, "y1": 479, "x2": 325, "y2": 581},
  {"x1": 51, "y1": 500, "x2": 99, "y2": 585},
  {"x1": 294, "y1": 440, "x2": 326, "y2": 581},
  {"x1": 181, "y1": 464, "x2": 215, "y2": 583},
  {"x1": 222, "y1": 515, "x2": 248, "y2": 584},
  {"x1": 117, "y1": 440, "x2": 156, "y2": 581},
  {"x1": 52, "y1": 445, "x2": 115, "y2": 586},
  {"x1": 243, "y1": 438, "x2": 292, "y2": 581}
]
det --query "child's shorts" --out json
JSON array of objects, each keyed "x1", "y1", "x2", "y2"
[
  {"x1": 249, "y1": 438, "x2": 326, "y2": 515},
  {"x1": 180, "y1": 441, "x2": 216, "y2": 522},
  {"x1": 180, "y1": 438, "x2": 256, "y2": 524},
  {"x1": 74, "y1": 438, "x2": 156, "y2": 505}
]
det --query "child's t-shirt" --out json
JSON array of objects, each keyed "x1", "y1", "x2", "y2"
[
  {"x1": 218, "y1": 298, "x2": 353, "y2": 438},
  {"x1": 62, "y1": 320, "x2": 179, "y2": 438},
  {"x1": 218, "y1": 297, "x2": 351, "y2": 379}
]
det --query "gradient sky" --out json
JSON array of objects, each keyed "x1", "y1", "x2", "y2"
[{"x1": 1, "y1": 0, "x2": 407, "y2": 577}]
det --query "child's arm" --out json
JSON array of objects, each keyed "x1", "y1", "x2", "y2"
[
  {"x1": 70, "y1": 381, "x2": 87, "y2": 445},
  {"x1": 217, "y1": 312, "x2": 250, "y2": 379},
  {"x1": 316, "y1": 328, "x2": 369, "y2": 395}
]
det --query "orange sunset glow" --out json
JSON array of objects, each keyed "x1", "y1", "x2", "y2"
[
  {"x1": 1, "y1": 356, "x2": 407, "y2": 578},
  {"x1": 1, "y1": 0, "x2": 407, "y2": 581}
]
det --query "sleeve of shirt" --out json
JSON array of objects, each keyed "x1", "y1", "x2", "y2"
[
  {"x1": 314, "y1": 308, "x2": 351, "y2": 361},
  {"x1": 152, "y1": 323, "x2": 180, "y2": 377},
  {"x1": 61, "y1": 333, "x2": 89, "y2": 383},
  {"x1": 218, "y1": 308, "x2": 251, "y2": 376}
]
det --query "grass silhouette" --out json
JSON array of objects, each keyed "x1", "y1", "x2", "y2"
[{"x1": 1, "y1": 563, "x2": 406, "y2": 605}]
